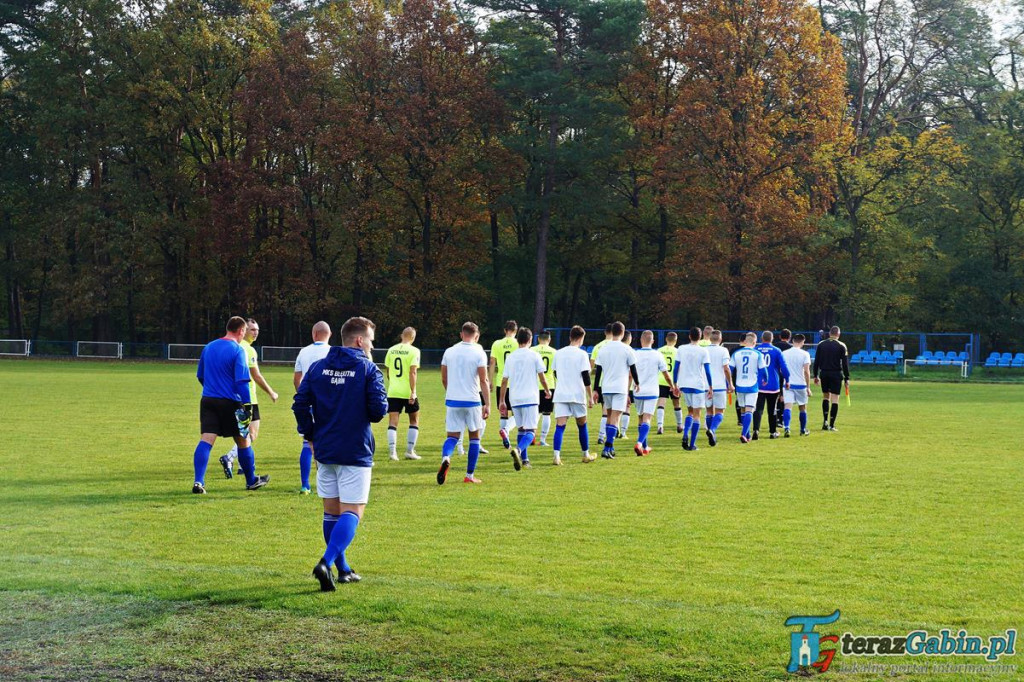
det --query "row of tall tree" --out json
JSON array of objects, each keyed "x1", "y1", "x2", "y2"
[{"x1": 2, "y1": 0, "x2": 1023, "y2": 348}]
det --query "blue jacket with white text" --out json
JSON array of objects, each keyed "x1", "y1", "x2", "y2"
[{"x1": 292, "y1": 346, "x2": 388, "y2": 467}]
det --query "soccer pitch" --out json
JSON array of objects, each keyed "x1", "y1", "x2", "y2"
[{"x1": 1, "y1": 361, "x2": 1021, "y2": 681}]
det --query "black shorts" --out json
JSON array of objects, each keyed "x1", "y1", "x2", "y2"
[
  {"x1": 387, "y1": 397, "x2": 420, "y2": 414},
  {"x1": 659, "y1": 385, "x2": 671, "y2": 399},
  {"x1": 496, "y1": 386, "x2": 506, "y2": 410},
  {"x1": 596, "y1": 387, "x2": 603, "y2": 405},
  {"x1": 539, "y1": 390, "x2": 554, "y2": 414},
  {"x1": 819, "y1": 372, "x2": 844, "y2": 395},
  {"x1": 200, "y1": 397, "x2": 243, "y2": 438},
  {"x1": 250, "y1": 404, "x2": 261, "y2": 421}
]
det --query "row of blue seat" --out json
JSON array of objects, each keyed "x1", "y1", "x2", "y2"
[
  {"x1": 850, "y1": 350, "x2": 903, "y2": 366},
  {"x1": 984, "y1": 352, "x2": 1024, "y2": 368}
]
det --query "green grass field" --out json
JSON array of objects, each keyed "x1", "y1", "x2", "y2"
[{"x1": 1, "y1": 360, "x2": 1022, "y2": 681}]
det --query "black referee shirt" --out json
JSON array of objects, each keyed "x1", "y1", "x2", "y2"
[{"x1": 813, "y1": 339, "x2": 850, "y2": 380}]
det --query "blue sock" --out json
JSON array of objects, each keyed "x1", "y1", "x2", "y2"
[
  {"x1": 193, "y1": 441, "x2": 212, "y2": 485},
  {"x1": 705, "y1": 414, "x2": 713, "y2": 431},
  {"x1": 799, "y1": 411, "x2": 808, "y2": 431},
  {"x1": 467, "y1": 439, "x2": 480, "y2": 475},
  {"x1": 323, "y1": 510, "x2": 359, "y2": 573},
  {"x1": 783, "y1": 409, "x2": 792, "y2": 429},
  {"x1": 712, "y1": 413, "x2": 724, "y2": 433},
  {"x1": 322, "y1": 513, "x2": 339, "y2": 546},
  {"x1": 553, "y1": 424, "x2": 566, "y2": 452},
  {"x1": 517, "y1": 431, "x2": 533, "y2": 460},
  {"x1": 300, "y1": 443, "x2": 313, "y2": 489},
  {"x1": 637, "y1": 422, "x2": 650, "y2": 447},
  {"x1": 442, "y1": 436, "x2": 458, "y2": 458},
  {"x1": 579, "y1": 423, "x2": 589, "y2": 451},
  {"x1": 604, "y1": 424, "x2": 617, "y2": 449},
  {"x1": 683, "y1": 415, "x2": 693, "y2": 440},
  {"x1": 689, "y1": 421, "x2": 700, "y2": 447},
  {"x1": 741, "y1": 412, "x2": 752, "y2": 438},
  {"x1": 237, "y1": 446, "x2": 256, "y2": 486}
]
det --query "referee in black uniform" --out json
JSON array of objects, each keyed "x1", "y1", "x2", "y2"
[{"x1": 812, "y1": 326, "x2": 850, "y2": 431}]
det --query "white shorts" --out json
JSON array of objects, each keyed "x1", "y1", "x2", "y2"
[
  {"x1": 736, "y1": 391, "x2": 758, "y2": 409},
  {"x1": 446, "y1": 406, "x2": 483, "y2": 433},
  {"x1": 603, "y1": 393, "x2": 627, "y2": 412},
  {"x1": 317, "y1": 464, "x2": 372, "y2": 504},
  {"x1": 682, "y1": 392, "x2": 706, "y2": 409},
  {"x1": 512, "y1": 405, "x2": 539, "y2": 430},
  {"x1": 554, "y1": 402, "x2": 587, "y2": 419},
  {"x1": 634, "y1": 398, "x2": 658, "y2": 416},
  {"x1": 705, "y1": 391, "x2": 728, "y2": 410},
  {"x1": 784, "y1": 388, "x2": 809, "y2": 406}
]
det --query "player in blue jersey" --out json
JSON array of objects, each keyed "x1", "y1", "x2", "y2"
[
  {"x1": 753, "y1": 331, "x2": 790, "y2": 440},
  {"x1": 730, "y1": 332, "x2": 768, "y2": 443},
  {"x1": 192, "y1": 316, "x2": 270, "y2": 494}
]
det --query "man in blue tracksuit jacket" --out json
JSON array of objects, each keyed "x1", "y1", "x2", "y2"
[
  {"x1": 753, "y1": 330, "x2": 790, "y2": 439},
  {"x1": 292, "y1": 316, "x2": 388, "y2": 591}
]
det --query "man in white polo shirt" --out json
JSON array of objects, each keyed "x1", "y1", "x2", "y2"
[
  {"x1": 437, "y1": 322, "x2": 491, "y2": 485},
  {"x1": 592, "y1": 321, "x2": 638, "y2": 460},
  {"x1": 292, "y1": 321, "x2": 332, "y2": 494},
  {"x1": 500, "y1": 327, "x2": 551, "y2": 470}
]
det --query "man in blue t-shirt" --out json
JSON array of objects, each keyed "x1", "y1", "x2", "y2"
[
  {"x1": 192, "y1": 316, "x2": 270, "y2": 494},
  {"x1": 753, "y1": 330, "x2": 790, "y2": 440}
]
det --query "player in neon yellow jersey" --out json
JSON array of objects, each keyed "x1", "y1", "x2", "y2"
[
  {"x1": 490, "y1": 320, "x2": 519, "y2": 448},
  {"x1": 384, "y1": 327, "x2": 422, "y2": 461},
  {"x1": 533, "y1": 330, "x2": 557, "y2": 446},
  {"x1": 656, "y1": 331, "x2": 684, "y2": 435}
]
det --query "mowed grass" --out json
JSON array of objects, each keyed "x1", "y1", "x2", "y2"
[{"x1": 0, "y1": 360, "x2": 1022, "y2": 681}]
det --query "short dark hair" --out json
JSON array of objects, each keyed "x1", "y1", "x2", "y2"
[
  {"x1": 665, "y1": 332, "x2": 677, "y2": 342},
  {"x1": 610, "y1": 321, "x2": 625, "y2": 336},
  {"x1": 622, "y1": 330, "x2": 632, "y2": 343},
  {"x1": 516, "y1": 327, "x2": 532, "y2": 345},
  {"x1": 226, "y1": 316, "x2": 247, "y2": 334},
  {"x1": 538, "y1": 330, "x2": 551, "y2": 342},
  {"x1": 780, "y1": 328, "x2": 791, "y2": 340},
  {"x1": 341, "y1": 316, "x2": 375, "y2": 344},
  {"x1": 569, "y1": 325, "x2": 585, "y2": 342},
  {"x1": 689, "y1": 326, "x2": 701, "y2": 341},
  {"x1": 504, "y1": 320, "x2": 518, "y2": 333},
  {"x1": 793, "y1": 333, "x2": 806, "y2": 343},
  {"x1": 605, "y1": 323, "x2": 614, "y2": 333},
  {"x1": 762, "y1": 330, "x2": 774, "y2": 342},
  {"x1": 830, "y1": 326, "x2": 841, "y2": 336},
  {"x1": 462, "y1": 321, "x2": 479, "y2": 336}
]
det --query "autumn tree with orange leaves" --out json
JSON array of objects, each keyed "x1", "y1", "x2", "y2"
[{"x1": 641, "y1": 0, "x2": 849, "y2": 328}]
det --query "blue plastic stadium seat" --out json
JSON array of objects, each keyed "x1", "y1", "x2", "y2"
[
  {"x1": 1014, "y1": 353, "x2": 1024, "y2": 362},
  {"x1": 914, "y1": 355, "x2": 927, "y2": 364},
  {"x1": 1013, "y1": 359, "x2": 1024, "y2": 368},
  {"x1": 933, "y1": 351, "x2": 946, "y2": 360},
  {"x1": 956, "y1": 352, "x2": 969, "y2": 362},
  {"x1": 1001, "y1": 352, "x2": 1013, "y2": 361},
  {"x1": 921, "y1": 350, "x2": 934, "y2": 358},
  {"x1": 927, "y1": 358, "x2": 941, "y2": 366},
  {"x1": 849, "y1": 354, "x2": 861, "y2": 365},
  {"x1": 861, "y1": 355, "x2": 874, "y2": 365},
  {"x1": 893, "y1": 350, "x2": 904, "y2": 359},
  {"x1": 985, "y1": 357, "x2": 999, "y2": 367},
  {"x1": 999, "y1": 358, "x2": 1012, "y2": 367},
  {"x1": 987, "y1": 352, "x2": 1000, "y2": 361}
]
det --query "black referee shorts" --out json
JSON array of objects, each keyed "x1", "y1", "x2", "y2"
[{"x1": 819, "y1": 371, "x2": 844, "y2": 395}]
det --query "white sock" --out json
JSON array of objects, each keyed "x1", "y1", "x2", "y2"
[
  {"x1": 507, "y1": 414, "x2": 517, "y2": 432},
  {"x1": 226, "y1": 444, "x2": 238, "y2": 461},
  {"x1": 457, "y1": 432, "x2": 465, "y2": 454},
  {"x1": 621, "y1": 414, "x2": 631, "y2": 434},
  {"x1": 599, "y1": 416, "x2": 607, "y2": 437},
  {"x1": 541, "y1": 415, "x2": 551, "y2": 441},
  {"x1": 674, "y1": 409, "x2": 683, "y2": 427},
  {"x1": 406, "y1": 426, "x2": 418, "y2": 453},
  {"x1": 656, "y1": 406, "x2": 665, "y2": 429},
  {"x1": 500, "y1": 417, "x2": 508, "y2": 431},
  {"x1": 387, "y1": 427, "x2": 398, "y2": 453},
  {"x1": 479, "y1": 420, "x2": 487, "y2": 440}
]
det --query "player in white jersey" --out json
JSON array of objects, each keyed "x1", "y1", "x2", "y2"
[
  {"x1": 730, "y1": 332, "x2": 768, "y2": 443},
  {"x1": 500, "y1": 327, "x2": 551, "y2": 470},
  {"x1": 703, "y1": 330, "x2": 734, "y2": 446},
  {"x1": 293, "y1": 321, "x2": 332, "y2": 494},
  {"x1": 551, "y1": 325, "x2": 594, "y2": 464},
  {"x1": 437, "y1": 322, "x2": 491, "y2": 485},
  {"x1": 592, "y1": 321, "x2": 638, "y2": 459},
  {"x1": 619, "y1": 330, "x2": 634, "y2": 439},
  {"x1": 591, "y1": 323, "x2": 614, "y2": 445},
  {"x1": 632, "y1": 330, "x2": 675, "y2": 457},
  {"x1": 455, "y1": 330, "x2": 490, "y2": 457},
  {"x1": 674, "y1": 327, "x2": 714, "y2": 451},
  {"x1": 781, "y1": 333, "x2": 813, "y2": 437}
]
